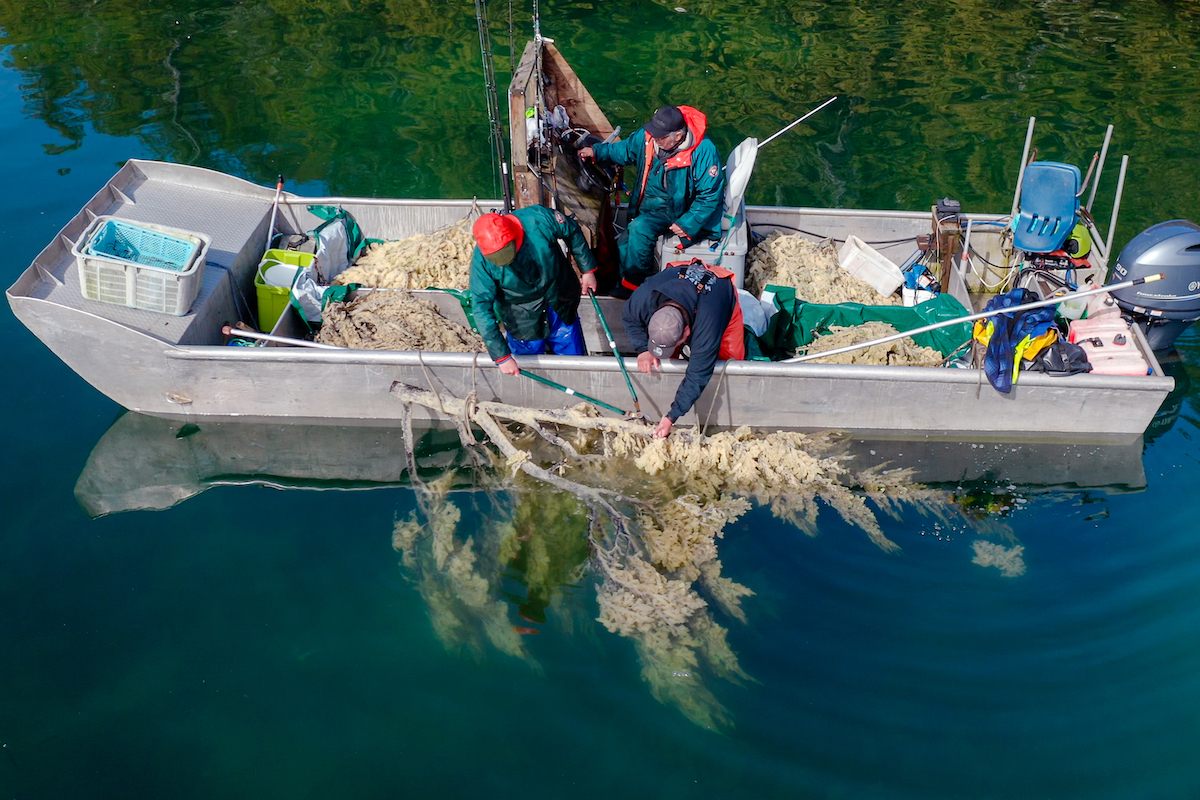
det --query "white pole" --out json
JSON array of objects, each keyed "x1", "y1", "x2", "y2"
[
  {"x1": 960, "y1": 217, "x2": 974, "y2": 284},
  {"x1": 221, "y1": 325, "x2": 342, "y2": 349},
  {"x1": 780, "y1": 273, "x2": 1163, "y2": 364},
  {"x1": 759, "y1": 96, "x2": 838, "y2": 149},
  {"x1": 1010, "y1": 117, "x2": 1036, "y2": 218},
  {"x1": 265, "y1": 175, "x2": 283, "y2": 255},
  {"x1": 1086, "y1": 124, "x2": 1113, "y2": 211},
  {"x1": 1105, "y1": 155, "x2": 1129, "y2": 260}
]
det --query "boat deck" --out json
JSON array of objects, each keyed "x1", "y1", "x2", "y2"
[{"x1": 20, "y1": 161, "x2": 272, "y2": 344}]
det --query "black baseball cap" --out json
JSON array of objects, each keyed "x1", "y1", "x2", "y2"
[{"x1": 645, "y1": 105, "x2": 685, "y2": 138}]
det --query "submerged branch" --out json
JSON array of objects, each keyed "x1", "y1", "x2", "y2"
[{"x1": 387, "y1": 378, "x2": 1003, "y2": 729}]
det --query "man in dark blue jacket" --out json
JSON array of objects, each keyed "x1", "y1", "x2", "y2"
[{"x1": 622, "y1": 262, "x2": 745, "y2": 438}]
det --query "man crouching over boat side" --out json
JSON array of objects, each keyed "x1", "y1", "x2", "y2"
[
  {"x1": 623, "y1": 261, "x2": 745, "y2": 438},
  {"x1": 470, "y1": 208, "x2": 599, "y2": 376},
  {"x1": 578, "y1": 104, "x2": 725, "y2": 298}
]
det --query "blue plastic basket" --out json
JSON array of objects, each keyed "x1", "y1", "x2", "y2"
[{"x1": 85, "y1": 219, "x2": 200, "y2": 272}]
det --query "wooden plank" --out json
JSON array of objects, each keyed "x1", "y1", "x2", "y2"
[
  {"x1": 537, "y1": 42, "x2": 616, "y2": 243},
  {"x1": 508, "y1": 40, "x2": 541, "y2": 209},
  {"x1": 935, "y1": 212, "x2": 961, "y2": 291},
  {"x1": 542, "y1": 43, "x2": 614, "y2": 139}
]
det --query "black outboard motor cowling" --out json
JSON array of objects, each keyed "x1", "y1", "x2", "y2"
[{"x1": 1110, "y1": 219, "x2": 1200, "y2": 350}]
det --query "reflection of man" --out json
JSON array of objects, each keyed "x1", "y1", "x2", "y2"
[
  {"x1": 470, "y1": 208, "x2": 598, "y2": 375},
  {"x1": 579, "y1": 105, "x2": 725, "y2": 297},
  {"x1": 622, "y1": 262, "x2": 745, "y2": 438}
]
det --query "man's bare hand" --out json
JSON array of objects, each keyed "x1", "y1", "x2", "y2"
[
  {"x1": 578, "y1": 146, "x2": 594, "y2": 160},
  {"x1": 669, "y1": 223, "x2": 687, "y2": 239},
  {"x1": 580, "y1": 271, "x2": 598, "y2": 295},
  {"x1": 636, "y1": 351, "x2": 660, "y2": 374},
  {"x1": 653, "y1": 416, "x2": 674, "y2": 439},
  {"x1": 497, "y1": 357, "x2": 520, "y2": 376}
]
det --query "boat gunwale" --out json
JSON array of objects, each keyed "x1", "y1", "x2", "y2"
[{"x1": 163, "y1": 342, "x2": 1174, "y2": 393}]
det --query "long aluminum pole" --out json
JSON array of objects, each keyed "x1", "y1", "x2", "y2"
[
  {"x1": 1086, "y1": 124, "x2": 1113, "y2": 211},
  {"x1": 780, "y1": 273, "x2": 1163, "y2": 364},
  {"x1": 1010, "y1": 116, "x2": 1036, "y2": 218},
  {"x1": 1105, "y1": 155, "x2": 1129, "y2": 260},
  {"x1": 264, "y1": 174, "x2": 283, "y2": 254},
  {"x1": 221, "y1": 325, "x2": 342, "y2": 349},
  {"x1": 759, "y1": 96, "x2": 838, "y2": 149},
  {"x1": 959, "y1": 217, "x2": 974, "y2": 284}
]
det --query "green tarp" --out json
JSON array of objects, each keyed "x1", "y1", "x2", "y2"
[{"x1": 754, "y1": 285, "x2": 973, "y2": 360}]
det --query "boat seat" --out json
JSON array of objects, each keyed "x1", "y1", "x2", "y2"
[
  {"x1": 652, "y1": 138, "x2": 756, "y2": 287},
  {"x1": 1012, "y1": 161, "x2": 1081, "y2": 254},
  {"x1": 654, "y1": 203, "x2": 749, "y2": 287}
]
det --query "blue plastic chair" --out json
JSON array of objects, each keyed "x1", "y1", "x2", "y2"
[{"x1": 1012, "y1": 161, "x2": 1081, "y2": 253}]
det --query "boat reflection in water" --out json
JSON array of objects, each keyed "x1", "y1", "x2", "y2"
[
  {"x1": 1143, "y1": 348, "x2": 1193, "y2": 445},
  {"x1": 75, "y1": 412, "x2": 1152, "y2": 728},
  {"x1": 76, "y1": 414, "x2": 1150, "y2": 518},
  {"x1": 74, "y1": 414, "x2": 474, "y2": 517}
]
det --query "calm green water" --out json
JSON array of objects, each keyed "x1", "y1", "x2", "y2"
[{"x1": 5, "y1": 2, "x2": 1200, "y2": 798}]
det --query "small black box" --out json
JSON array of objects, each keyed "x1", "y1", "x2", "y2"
[{"x1": 936, "y1": 197, "x2": 961, "y2": 216}]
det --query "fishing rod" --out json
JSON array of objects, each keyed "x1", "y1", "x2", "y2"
[
  {"x1": 759, "y1": 96, "x2": 838, "y2": 149},
  {"x1": 475, "y1": 0, "x2": 514, "y2": 212},
  {"x1": 709, "y1": 96, "x2": 838, "y2": 259},
  {"x1": 781, "y1": 273, "x2": 1164, "y2": 364}
]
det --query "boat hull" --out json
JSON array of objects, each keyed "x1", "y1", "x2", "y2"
[{"x1": 10, "y1": 290, "x2": 1167, "y2": 441}]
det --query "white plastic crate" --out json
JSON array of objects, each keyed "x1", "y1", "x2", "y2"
[
  {"x1": 838, "y1": 235, "x2": 904, "y2": 297},
  {"x1": 72, "y1": 216, "x2": 211, "y2": 315}
]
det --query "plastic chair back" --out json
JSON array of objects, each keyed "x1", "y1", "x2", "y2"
[{"x1": 1013, "y1": 161, "x2": 1081, "y2": 253}]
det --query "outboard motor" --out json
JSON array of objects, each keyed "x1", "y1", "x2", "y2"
[{"x1": 1110, "y1": 220, "x2": 1200, "y2": 350}]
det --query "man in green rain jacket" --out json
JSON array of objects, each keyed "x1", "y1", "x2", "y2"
[
  {"x1": 470, "y1": 207, "x2": 598, "y2": 375},
  {"x1": 579, "y1": 104, "x2": 724, "y2": 297}
]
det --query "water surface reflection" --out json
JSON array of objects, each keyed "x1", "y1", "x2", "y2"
[{"x1": 76, "y1": 412, "x2": 1152, "y2": 727}]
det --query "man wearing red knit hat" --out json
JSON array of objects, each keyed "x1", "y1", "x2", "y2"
[{"x1": 470, "y1": 206, "x2": 598, "y2": 375}]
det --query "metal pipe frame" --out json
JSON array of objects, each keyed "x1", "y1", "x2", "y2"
[
  {"x1": 1087, "y1": 125, "x2": 1114, "y2": 212},
  {"x1": 1010, "y1": 117, "x2": 1037, "y2": 218},
  {"x1": 1105, "y1": 155, "x2": 1129, "y2": 259}
]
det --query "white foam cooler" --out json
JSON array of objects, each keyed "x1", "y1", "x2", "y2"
[{"x1": 655, "y1": 212, "x2": 749, "y2": 288}]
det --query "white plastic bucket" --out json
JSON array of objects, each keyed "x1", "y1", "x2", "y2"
[{"x1": 263, "y1": 263, "x2": 299, "y2": 288}]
